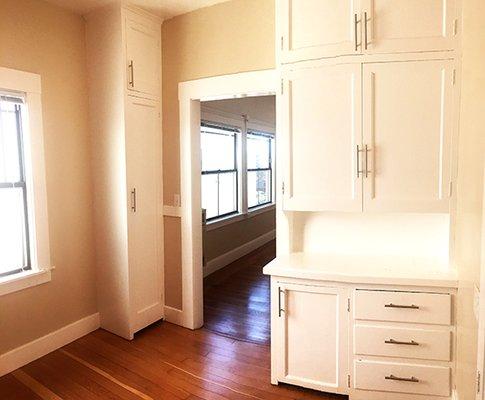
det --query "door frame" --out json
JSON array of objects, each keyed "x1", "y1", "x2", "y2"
[
  {"x1": 476, "y1": 163, "x2": 485, "y2": 399},
  {"x1": 177, "y1": 69, "x2": 278, "y2": 329}
]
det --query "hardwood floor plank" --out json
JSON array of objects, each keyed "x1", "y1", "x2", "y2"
[{"x1": 0, "y1": 374, "x2": 44, "y2": 400}]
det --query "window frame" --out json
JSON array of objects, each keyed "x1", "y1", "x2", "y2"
[
  {"x1": 0, "y1": 67, "x2": 52, "y2": 296},
  {"x1": 200, "y1": 107, "x2": 276, "y2": 231}
]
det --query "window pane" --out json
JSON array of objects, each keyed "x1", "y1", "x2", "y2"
[
  {"x1": 0, "y1": 102, "x2": 21, "y2": 183},
  {"x1": 248, "y1": 170, "x2": 271, "y2": 208},
  {"x1": 201, "y1": 127, "x2": 236, "y2": 171},
  {"x1": 247, "y1": 133, "x2": 270, "y2": 169},
  {"x1": 202, "y1": 174, "x2": 218, "y2": 220},
  {"x1": 218, "y1": 171, "x2": 237, "y2": 216},
  {"x1": 0, "y1": 187, "x2": 28, "y2": 274}
]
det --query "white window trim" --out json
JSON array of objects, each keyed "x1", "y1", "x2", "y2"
[
  {"x1": 201, "y1": 107, "x2": 276, "y2": 231},
  {"x1": 0, "y1": 67, "x2": 52, "y2": 296}
]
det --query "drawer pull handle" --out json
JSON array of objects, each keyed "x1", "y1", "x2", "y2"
[
  {"x1": 385, "y1": 303, "x2": 420, "y2": 309},
  {"x1": 385, "y1": 338, "x2": 419, "y2": 346},
  {"x1": 385, "y1": 374, "x2": 419, "y2": 383}
]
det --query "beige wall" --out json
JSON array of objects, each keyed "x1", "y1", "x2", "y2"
[
  {"x1": 454, "y1": 0, "x2": 485, "y2": 397},
  {"x1": 0, "y1": 0, "x2": 96, "y2": 353},
  {"x1": 162, "y1": 0, "x2": 275, "y2": 308}
]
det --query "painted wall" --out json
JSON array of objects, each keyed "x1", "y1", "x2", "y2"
[
  {"x1": 454, "y1": 0, "x2": 485, "y2": 397},
  {"x1": 0, "y1": 0, "x2": 97, "y2": 353},
  {"x1": 162, "y1": 0, "x2": 275, "y2": 308}
]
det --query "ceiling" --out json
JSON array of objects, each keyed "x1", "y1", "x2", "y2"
[{"x1": 44, "y1": 0, "x2": 230, "y2": 18}]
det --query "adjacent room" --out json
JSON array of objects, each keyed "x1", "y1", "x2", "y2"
[{"x1": 1, "y1": 1, "x2": 485, "y2": 400}]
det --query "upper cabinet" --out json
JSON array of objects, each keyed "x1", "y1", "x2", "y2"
[
  {"x1": 279, "y1": 0, "x2": 458, "y2": 63},
  {"x1": 125, "y1": 12, "x2": 161, "y2": 97}
]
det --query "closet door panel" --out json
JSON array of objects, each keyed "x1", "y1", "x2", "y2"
[
  {"x1": 362, "y1": 60, "x2": 454, "y2": 212},
  {"x1": 125, "y1": 96, "x2": 163, "y2": 333},
  {"x1": 280, "y1": 0, "x2": 362, "y2": 63},
  {"x1": 125, "y1": 16, "x2": 161, "y2": 97},
  {"x1": 362, "y1": 0, "x2": 457, "y2": 54},
  {"x1": 282, "y1": 63, "x2": 362, "y2": 212}
]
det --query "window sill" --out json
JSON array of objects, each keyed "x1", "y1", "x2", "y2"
[
  {"x1": 204, "y1": 203, "x2": 275, "y2": 232},
  {"x1": 0, "y1": 268, "x2": 52, "y2": 297}
]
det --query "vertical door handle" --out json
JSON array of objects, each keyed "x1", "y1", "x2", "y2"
[
  {"x1": 131, "y1": 188, "x2": 137, "y2": 212},
  {"x1": 128, "y1": 60, "x2": 134, "y2": 88},
  {"x1": 354, "y1": 13, "x2": 359, "y2": 51},
  {"x1": 364, "y1": 145, "x2": 372, "y2": 178},
  {"x1": 356, "y1": 145, "x2": 364, "y2": 178},
  {"x1": 278, "y1": 287, "x2": 285, "y2": 317},
  {"x1": 364, "y1": 12, "x2": 368, "y2": 50}
]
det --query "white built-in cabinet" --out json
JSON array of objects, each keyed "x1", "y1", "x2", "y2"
[
  {"x1": 280, "y1": 0, "x2": 458, "y2": 63},
  {"x1": 275, "y1": 283, "x2": 350, "y2": 394},
  {"x1": 282, "y1": 58, "x2": 456, "y2": 213},
  {"x1": 86, "y1": 5, "x2": 163, "y2": 339}
]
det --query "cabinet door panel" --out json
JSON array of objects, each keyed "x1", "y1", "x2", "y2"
[
  {"x1": 126, "y1": 97, "x2": 163, "y2": 333},
  {"x1": 362, "y1": 60, "x2": 454, "y2": 212},
  {"x1": 126, "y1": 16, "x2": 160, "y2": 97},
  {"x1": 283, "y1": 64, "x2": 362, "y2": 212},
  {"x1": 276, "y1": 283, "x2": 350, "y2": 394},
  {"x1": 280, "y1": 0, "x2": 361, "y2": 63},
  {"x1": 363, "y1": 0, "x2": 457, "y2": 53}
]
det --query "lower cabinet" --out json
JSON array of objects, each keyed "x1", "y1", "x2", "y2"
[
  {"x1": 274, "y1": 282, "x2": 350, "y2": 394},
  {"x1": 270, "y1": 278, "x2": 456, "y2": 399}
]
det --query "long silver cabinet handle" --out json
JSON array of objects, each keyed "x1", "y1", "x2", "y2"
[
  {"x1": 278, "y1": 287, "x2": 285, "y2": 317},
  {"x1": 385, "y1": 375, "x2": 419, "y2": 383},
  {"x1": 356, "y1": 145, "x2": 365, "y2": 178},
  {"x1": 364, "y1": 11, "x2": 368, "y2": 50},
  {"x1": 364, "y1": 145, "x2": 371, "y2": 177},
  {"x1": 354, "y1": 13, "x2": 359, "y2": 51},
  {"x1": 385, "y1": 339, "x2": 420, "y2": 346},
  {"x1": 385, "y1": 303, "x2": 420, "y2": 309},
  {"x1": 128, "y1": 60, "x2": 134, "y2": 87},
  {"x1": 131, "y1": 188, "x2": 137, "y2": 212}
]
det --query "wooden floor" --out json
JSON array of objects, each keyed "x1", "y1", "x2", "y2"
[
  {"x1": 203, "y1": 240, "x2": 275, "y2": 345},
  {"x1": 1, "y1": 322, "x2": 346, "y2": 399}
]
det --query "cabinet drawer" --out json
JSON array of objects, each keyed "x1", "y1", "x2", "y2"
[
  {"x1": 354, "y1": 325, "x2": 451, "y2": 361},
  {"x1": 354, "y1": 360, "x2": 450, "y2": 397},
  {"x1": 354, "y1": 290, "x2": 451, "y2": 325}
]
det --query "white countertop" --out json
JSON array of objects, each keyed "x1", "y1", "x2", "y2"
[{"x1": 262, "y1": 253, "x2": 458, "y2": 288}]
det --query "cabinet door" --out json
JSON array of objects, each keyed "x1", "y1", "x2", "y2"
[
  {"x1": 362, "y1": 60, "x2": 455, "y2": 212},
  {"x1": 279, "y1": 0, "x2": 362, "y2": 63},
  {"x1": 275, "y1": 283, "x2": 350, "y2": 394},
  {"x1": 125, "y1": 96, "x2": 163, "y2": 334},
  {"x1": 362, "y1": 0, "x2": 457, "y2": 54},
  {"x1": 282, "y1": 63, "x2": 362, "y2": 212},
  {"x1": 125, "y1": 15, "x2": 161, "y2": 97}
]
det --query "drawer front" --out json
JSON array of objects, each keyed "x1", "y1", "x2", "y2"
[
  {"x1": 354, "y1": 360, "x2": 450, "y2": 397},
  {"x1": 354, "y1": 290, "x2": 451, "y2": 325},
  {"x1": 354, "y1": 325, "x2": 451, "y2": 361}
]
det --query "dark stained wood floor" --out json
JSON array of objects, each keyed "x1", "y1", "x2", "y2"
[
  {"x1": 1, "y1": 322, "x2": 345, "y2": 399},
  {"x1": 203, "y1": 240, "x2": 275, "y2": 345}
]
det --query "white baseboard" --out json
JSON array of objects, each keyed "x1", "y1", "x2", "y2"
[
  {"x1": 0, "y1": 313, "x2": 100, "y2": 377},
  {"x1": 164, "y1": 305, "x2": 184, "y2": 325},
  {"x1": 204, "y1": 229, "x2": 276, "y2": 278}
]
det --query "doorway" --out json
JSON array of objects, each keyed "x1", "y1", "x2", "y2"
[
  {"x1": 177, "y1": 70, "x2": 277, "y2": 330},
  {"x1": 200, "y1": 95, "x2": 276, "y2": 344}
]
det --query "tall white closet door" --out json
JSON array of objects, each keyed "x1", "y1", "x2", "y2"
[
  {"x1": 362, "y1": 0, "x2": 457, "y2": 54},
  {"x1": 125, "y1": 16, "x2": 161, "y2": 97},
  {"x1": 282, "y1": 63, "x2": 362, "y2": 212},
  {"x1": 275, "y1": 283, "x2": 350, "y2": 394},
  {"x1": 362, "y1": 60, "x2": 455, "y2": 212},
  {"x1": 125, "y1": 96, "x2": 163, "y2": 334},
  {"x1": 279, "y1": 0, "x2": 362, "y2": 63}
]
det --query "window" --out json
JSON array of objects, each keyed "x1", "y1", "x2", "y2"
[
  {"x1": 0, "y1": 67, "x2": 51, "y2": 296},
  {"x1": 0, "y1": 95, "x2": 30, "y2": 277},
  {"x1": 247, "y1": 130, "x2": 274, "y2": 209},
  {"x1": 201, "y1": 122, "x2": 239, "y2": 221}
]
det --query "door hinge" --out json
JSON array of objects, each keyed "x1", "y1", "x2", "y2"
[
  {"x1": 453, "y1": 19, "x2": 458, "y2": 36},
  {"x1": 347, "y1": 298, "x2": 351, "y2": 313},
  {"x1": 281, "y1": 182, "x2": 285, "y2": 195},
  {"x1": 478, "y1": 370, "x2": 481, "y2": 394},
  {"x1": 280, "y1": 79, "x2": 284, "y2": 95},
  {"x1": 347, "y1": 374, "x2": 351, "y2": 388},
  {"x1": 280, "y1": 35, "x2": 284, "y2": 50},
  {"x1": 452, "y1": 69, "x2": 456, "y2": 85},
  {"x1": 449, "y1": 181, "x2": 453, "y2": 197}
]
